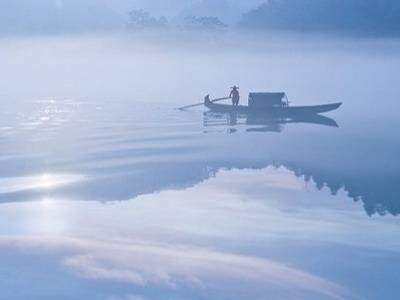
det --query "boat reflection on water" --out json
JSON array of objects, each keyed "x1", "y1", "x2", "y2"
[{"x1": 203, "y1": 111, "x2": 338, "y2": 133}]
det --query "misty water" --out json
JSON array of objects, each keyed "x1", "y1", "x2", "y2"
[{"x1": 0, "y1": 34, "x2": 399, "y2": 300}]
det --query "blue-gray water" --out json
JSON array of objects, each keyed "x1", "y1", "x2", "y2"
[{"x1": 0, "y1": 35, "x2": 399, "y2": 300}]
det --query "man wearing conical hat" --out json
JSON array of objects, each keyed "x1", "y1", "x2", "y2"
[{"x1": 229, "y1": 86, "x2": 240, "y2": 106}]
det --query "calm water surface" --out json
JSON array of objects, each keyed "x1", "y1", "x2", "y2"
[{"x1": 0, "y1": 35, "x2": 399, "y2": 300}]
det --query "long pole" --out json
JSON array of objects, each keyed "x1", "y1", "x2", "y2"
[{"x1": 178, "y1": 97, "x2": 231, "y2": 110}]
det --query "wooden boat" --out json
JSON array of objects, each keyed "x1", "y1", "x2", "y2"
[{"x1": 204, "y1": 93, "x2": 342, "y2": 115}]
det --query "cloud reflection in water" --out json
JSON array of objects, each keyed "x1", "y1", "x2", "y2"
[
  {"x1": 0, "y1": 166, "x2": 398, "y2": 299},
  {"x1": 0, "y1": 236, "x2": 354, "y2": 300}
]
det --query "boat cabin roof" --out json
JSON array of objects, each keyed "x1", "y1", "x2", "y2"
[{"x1": 249, "y1": 92, "x2": 286, "y2": 107}]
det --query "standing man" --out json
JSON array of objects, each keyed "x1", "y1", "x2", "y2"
[{"x1": 229, "y1": 86, "x2": 240, "y2": 106}]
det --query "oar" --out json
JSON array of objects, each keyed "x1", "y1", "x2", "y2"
[{"x1": 178, "y1": 97, "x2": 231, "y2": 110}]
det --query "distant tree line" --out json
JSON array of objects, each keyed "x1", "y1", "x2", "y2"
[
  {"x1": 128, "y1": 10, "x2": 168, "y2": 30},
  {"x1": 128, "y1": 9, "x2": 227, "y2": 31},
  {"x1": 239, "y1": 0, "x2": 400, "y2": 36},
  {"x1": 182, "y1": 16, "x2": 227, "y2": 30}
]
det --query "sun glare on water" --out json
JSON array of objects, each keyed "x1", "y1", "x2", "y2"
[
  {"x1": 0, "y1": 173, "x2": 85, "y2": 194},
  {"x1": 39, "y1": 174, "x2": 61, "y2": 189}
]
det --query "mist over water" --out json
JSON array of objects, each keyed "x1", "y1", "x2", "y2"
[
  {"x1": 0, "y1": 32, "x2": 400, "y2": 300},
  {"x1": 2, "y1": 32, "x2": 399, "y2": 109}
]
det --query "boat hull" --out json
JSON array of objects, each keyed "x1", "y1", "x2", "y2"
[{"x1": 205, "y1": 101, "x2": 342, "y2": 115}]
